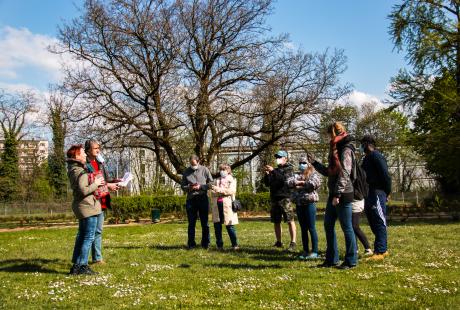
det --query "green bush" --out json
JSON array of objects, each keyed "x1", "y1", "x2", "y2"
[
  {"x1": 110, "y1": 192, "x2": 273, "y2": 220},
  {"x1": 110, "y1": 195, "x2": 187, "y2": 221},
  {"x1": 237, "y1": 192, "x2": 271, "y2": 212}
]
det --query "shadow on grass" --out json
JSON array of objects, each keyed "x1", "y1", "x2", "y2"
[
  {"x1": 105, "y1": 244, "x2": 186, "y2": 251},
  {"x1": 205, "y1": 262, "x2": 282, "y2": 269},
  {"x1": 0, "y1": 258, "x2": 66, "y2": 274}
]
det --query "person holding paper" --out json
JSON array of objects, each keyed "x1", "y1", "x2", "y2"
[
  {"x1": 85, "y1": 139, "x2": 119, "y2": 265},
  {"x1": 181, "y1": 155, "x2": 213, "y2": 249}
]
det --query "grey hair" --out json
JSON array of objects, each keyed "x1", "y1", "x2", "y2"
[{"x1": 84, "y1": 139, "x2": 100, "y2": 153}]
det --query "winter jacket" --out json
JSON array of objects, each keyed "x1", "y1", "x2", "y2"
[
  {"x1": 361, "y1": 150, "x2": 392, "y2": 195},
  {"x1": 287, "y1": 170, "x2": 321, "y2": 205},
  {"x1": 67, "y1": 159, "x2": 101, "y2": 220},
  {"x1": 211, "y1": 175, "x2": 238, "y2": 225},
  {"x1": 313, "y1": 135, "x2": 355, "y2": 203},
  {"x1": 263, "y1": 164, "x2": 294, "y2": 201},
  {"x1": 181, "y1": 165, "x2": 213, "y2": 200}
]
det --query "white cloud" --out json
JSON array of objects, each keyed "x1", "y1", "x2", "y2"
[
  {"x1": 0, "y1": 26, "x2": 67, "y2": 82},
  {"x1": 339, "y1": 90, "x2": 388, "y2": 111}
]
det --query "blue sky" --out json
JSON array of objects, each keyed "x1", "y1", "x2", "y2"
[{"x1": 0, "y1": 0, "x2": 408, "y2": 102}]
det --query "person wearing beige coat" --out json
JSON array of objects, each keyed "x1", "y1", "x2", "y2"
[
  {"x1": 211, "y1": 164, "x2": 239, "y2": 249},
  {"x1": 66, "y1": 144, "x2": 104, "y2": 276}
]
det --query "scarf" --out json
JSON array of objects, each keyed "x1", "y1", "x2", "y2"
[{"x1": 327, "y1": 132, "x2": 348, "y2": 176}]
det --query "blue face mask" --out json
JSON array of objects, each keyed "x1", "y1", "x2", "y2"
[{"x1": 299, "y1": 163, "x2": 307, "y2": 171}]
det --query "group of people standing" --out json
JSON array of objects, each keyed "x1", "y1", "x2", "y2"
[
  {"x1": 66, "y1": 121, "x2": 391, "y2": 275},
  {"x1": 261, "y1": 121, "x2": 391, "y2": 269}
]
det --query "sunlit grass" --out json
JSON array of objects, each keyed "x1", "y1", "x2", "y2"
[{"x1": 0, "y1": 219, "x2": 459, "y2": 309}]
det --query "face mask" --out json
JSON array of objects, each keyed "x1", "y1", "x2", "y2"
[
  {"x1": 191, "y1": 165, "x2": 198, "y2": 170},
  {"x1": 96, "y1": 153, "x2": 105, "y2": 163},
  {"x1": 299, "y1": 163, "x2": 307, "y2": 171},
  {"x1": 276, "y1": 158, "x2": 283, "y2": 165},
  {"x1": 220, "y1": 171, "x2": 228, "y2": 178}
]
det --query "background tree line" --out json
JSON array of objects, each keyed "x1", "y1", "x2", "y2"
[{"x1": 1, "y1": 0, "x2": 458, "y2": 204}]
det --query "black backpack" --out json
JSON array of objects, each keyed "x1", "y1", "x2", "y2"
[{"x1": 345, "y1": 146, "x2": 369, "y2": 200}]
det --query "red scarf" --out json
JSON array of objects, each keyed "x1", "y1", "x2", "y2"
[{"x1": 327, "y1": 132, "x2": 348, "y2": 176}]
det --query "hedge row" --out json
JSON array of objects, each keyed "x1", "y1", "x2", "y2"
[
  {"x1": 109, "y1": 193, "x2": 460, "y2": 222},
  {"x1": 110, "y1": 192, "x2": 272, "y2": 221}
]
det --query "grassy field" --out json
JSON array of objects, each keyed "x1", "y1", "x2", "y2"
[{"x1": 0, "y1": 219, "x2": 459, "y2": 309}]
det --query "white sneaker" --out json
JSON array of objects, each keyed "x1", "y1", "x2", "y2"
[{"x1": 364, "y1": 249, "x2": 373, "y2": 256}]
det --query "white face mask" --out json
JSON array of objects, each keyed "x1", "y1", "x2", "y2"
[
  {"x1": 276, "y1": 158, "x2": 284, "y2": 165},
  {"x1": 191, "y1": 165, "x2": 198, "y2": 170},
  {"x1": 220, "y1": 171, "x2": 228, "y2": 178},
  {"x1": 96, "y1": 153, "x2": 105, "y2": 163}
]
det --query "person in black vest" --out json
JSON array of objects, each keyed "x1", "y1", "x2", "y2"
[
  {"x1": 309, "y1": 122, "x2": 357, "y2": 269},
  {"x1": 360, "y1": 135, "x2": 391, "y2": 260},
  {"x1": 263, "y1": 150, "x2": 297, "y2": 252}
]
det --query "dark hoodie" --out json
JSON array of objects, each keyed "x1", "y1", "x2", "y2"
[{"x1": 263, "y1": 163, "x2": 294, "y2": 200}]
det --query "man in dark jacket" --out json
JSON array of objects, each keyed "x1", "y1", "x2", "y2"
[
  {"x1": 263, "y1": 150, "x2": 297, "y2": 251},
  {"x1": 360, "y1": 135, "x2": 391, "y2": 260},
  {"x1": 181, "y1": 155, "x2": 213, "y2": 249}
]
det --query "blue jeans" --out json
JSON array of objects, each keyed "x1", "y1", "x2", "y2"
[
  {"x1": 324, "y1": 197, "x2": 357, "y2": 266},
  {"x1": 214, "y1": 201, "x2": 238, "y2": 247},
  {"x1": 296, "y1": 202, "x2": 318, "y2": 254},
  {"x1": 72, "y1": 215, "x2": 98, "y2": 265},
  {"x1": 186, "y1": 195, "x2": 210, "y2": 248},
  {"x1": 365, "y1": 189, "x2": 388, "y2": 254},
  {"x1": 91, "y1": 211, "x2": 104, "y2": 262}
]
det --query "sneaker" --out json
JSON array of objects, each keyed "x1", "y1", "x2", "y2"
[
  {"x1": 365, "y1": 253, "x2": 386, "y2": 261},
  {"x1": 305, "y1": 252, "x2": 319, "y2": 260},
  {"x1": 273, "y1": 241, "x2": 283, "y2": 248},
  {"x1": 297, "y1": 252, "x2": 308, "y2": 260},
  {"x1": 316, "y1": 261, "x2": 339, "y2": 268},
  {"x1": 287, "y1": 242, "x2": 297, "y2": 252},
  {"x1": 382, "y1": 251, "x2": 390, "y2": 257},
  {"x1": 363, "y1": 249, "x2": 373, "y2": 256},
  {"x1": 336, "y1": 262, "x2": 356, "y2": 270},
  {"x1": 69, "y1": 264, "x2": 80, "y2": 275},
  {"x1": 78, "y1": 265, "x2": 98, "y2": 275},
  {"x1": 231, "y1": 246, "x2": 240, "y2": 251},
  {"x1": 92, "y1": 260, "x2": 106, "y2": 265}
]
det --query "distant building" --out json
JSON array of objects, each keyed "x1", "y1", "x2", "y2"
[{"x1": 0, "y1": 139, "x2": 49, "y2": 173}]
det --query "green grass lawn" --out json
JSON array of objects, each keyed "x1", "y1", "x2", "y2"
[{"x1": 0, "y1": 219, "x2": 459, "y2": 309}]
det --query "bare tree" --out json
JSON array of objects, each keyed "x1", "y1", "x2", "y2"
[
  {"x1": 0, "y1": 90, "x2": 36, "y2": 201},
  {"x1": 55, "y1": 0, "x2": 348, "y2": 184},
  {"x1": 0, "y1": 90, "x2": 36, "y2": 141}
]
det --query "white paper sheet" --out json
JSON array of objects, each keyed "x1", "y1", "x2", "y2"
[{"x1": 118, "y1": 172, "x2": 133, "y2": 187}]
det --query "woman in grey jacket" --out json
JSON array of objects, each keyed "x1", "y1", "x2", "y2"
[
  {"x1": 310, "y1": 122, "x2": 358, "y2": 269},
  {"x1": 67, "y1": 144, "x2": 104, "y2": 275}
]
